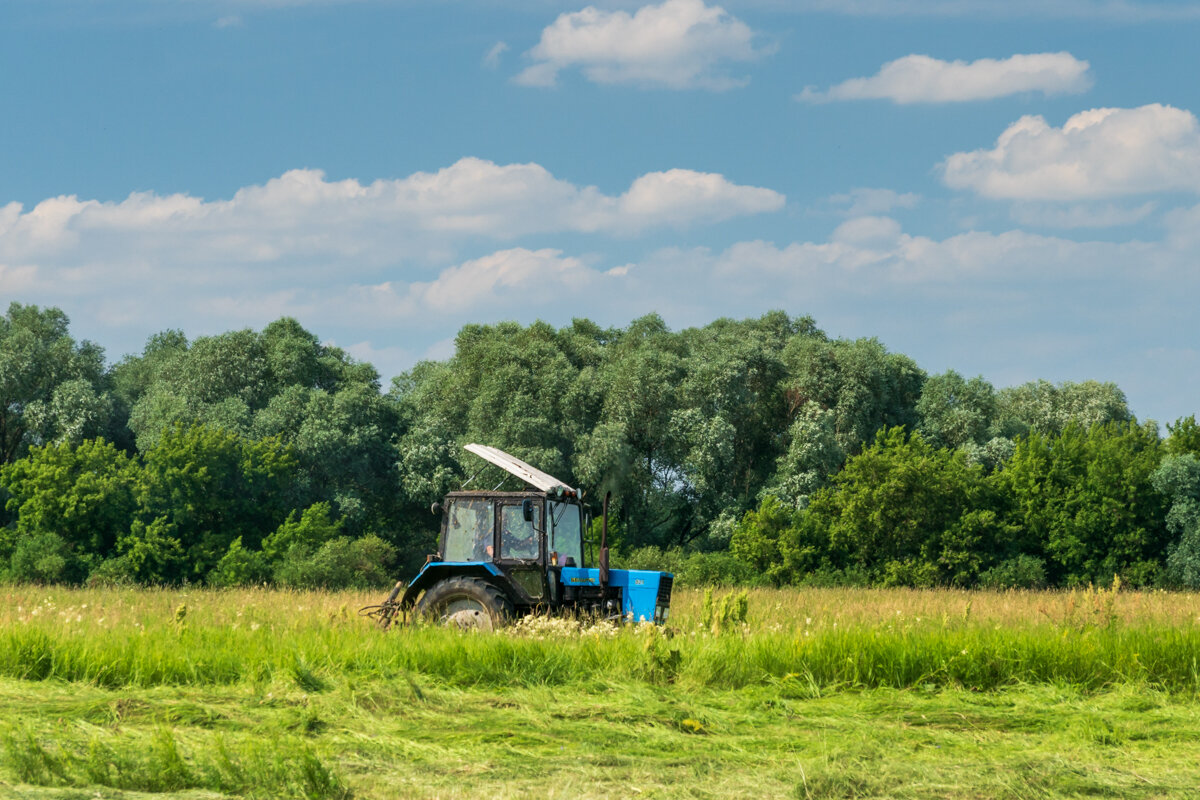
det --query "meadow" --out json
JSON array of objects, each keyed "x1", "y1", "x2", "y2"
[{"x1": 2, "y1": 585, "x2": 1200, "y2": 798}]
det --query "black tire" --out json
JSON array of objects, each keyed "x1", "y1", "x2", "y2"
[{"x1": 414, "y1": 577, "x2": 514, "y2": 631}]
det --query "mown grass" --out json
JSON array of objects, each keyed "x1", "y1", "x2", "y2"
[{"x1": 3, "y1": 585, "x2": 1200, "y2": 798}]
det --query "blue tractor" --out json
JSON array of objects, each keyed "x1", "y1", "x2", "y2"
[{"x1": 367, "y1": 444, "x2": 673, "y2": 630}]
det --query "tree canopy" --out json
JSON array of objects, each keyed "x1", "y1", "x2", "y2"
[{"x1": 0, "y1": 303, "x2": 1192, "y2": 590}]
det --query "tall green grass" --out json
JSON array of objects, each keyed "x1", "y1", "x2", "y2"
[{"x1": 2, "y1": 589, "x2": 1200, "y2": 692}]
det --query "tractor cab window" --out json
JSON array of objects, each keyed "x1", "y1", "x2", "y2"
[
  {"x1": 549, "y1": 500, "x2": 583, "y2": 567},
  {"x1": 499, "y1": 503, "x2": 540, "y2": 561},
  {"x1": 443, "y1": 498, "x2": 494, "y2": 562}
]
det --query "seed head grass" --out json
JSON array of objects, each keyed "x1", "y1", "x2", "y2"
[{"x1": 1, "y1": 584, "x2": 1200, "y2": 693}]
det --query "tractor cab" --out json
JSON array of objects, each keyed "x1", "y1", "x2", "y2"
[
  {"x1": 371, "y1": 444, "x2": 673, "y2": 630},
  {"x1": 436, "y1": 489, "x2": 585, "y2": 605}
]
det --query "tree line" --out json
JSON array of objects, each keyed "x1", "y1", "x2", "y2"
[{"x1": 2, "y1": 301, "x2": 1198, "y2": 589}]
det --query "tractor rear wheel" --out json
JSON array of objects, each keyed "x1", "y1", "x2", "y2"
[{"x1": 415, "y1": 577, "x2": 513, "y2": 631}]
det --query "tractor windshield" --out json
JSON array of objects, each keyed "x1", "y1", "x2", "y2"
[
  {"x1": 549, "y1": 500, "x2": 583, "y2": 567},
  {"x1": 443, "y1": 498, "x2": 494, "y2": 562}
]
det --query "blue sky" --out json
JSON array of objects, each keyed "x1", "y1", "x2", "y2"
[{"x1": 3, "y1": 0, "x2": 1200, "y2": 425}]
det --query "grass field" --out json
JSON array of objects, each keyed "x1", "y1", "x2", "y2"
[{"x1": 3, "y1": 584, "x2": 1200, "y2": 798}]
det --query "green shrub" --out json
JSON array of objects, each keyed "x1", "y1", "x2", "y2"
[
  {"x1": 84, "y1": 556, "x2": 137, "y2": 587},
  {"x1": 977, "y1": 555, "x2": 1048, "y2": 590},
  {"x1": 208, "y1": 537, "x2": 269, "y2": 587},
  {"x1": 262, "y1": 503, "x2": 341, "y2": 563},
  {"x1": 622, "y1": 546, "x2": 762, "y2": 587},
  {"x1": 879, "y1": 558, "x2": 940, "y2": 588},
  {"x1": 273, "y1": 534, "x2": 397, "y2": 590},
  {"x1": 9, "y1": 531, "x2": 87, "y2": 585}
]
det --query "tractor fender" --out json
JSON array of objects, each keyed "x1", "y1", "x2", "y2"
[{"x1": 400, "y1": 562, "x2": 505, "y2": 608}]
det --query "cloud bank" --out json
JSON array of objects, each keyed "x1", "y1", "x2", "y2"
[
  {"x1": 943, "y1": 104, "x2": 1200, "y2": 200},
  {"x1": 515, "y1": 0, "x2": 769, "y2": 89},
  {"x1": 0, "y1": 158, "x2": 784, "y2": 273},
  {"x1": 798, "y1": 52, "x2": 1091, "y2": 104}
]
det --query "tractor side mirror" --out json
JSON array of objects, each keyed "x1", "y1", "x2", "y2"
[
  {"x1": 431, "y1": 501, "x2": 442, "y2": 516},
  {"x1": 521, "y1": 498, "x2": 534, "y2": 522}
]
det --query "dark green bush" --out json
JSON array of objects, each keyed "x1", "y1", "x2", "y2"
[
  {"x1": 977, "y1": 555, "x2": 1048, "y2": 590},
  {"x1": 621, "y1": 545, "x2": 763, "y2": 587},
  {"x1": 273, "y1": 534, "x2": 397, "y2": 590},
  {"x1": 9, "y1": 532, "x2": 87, "y2": 585}
]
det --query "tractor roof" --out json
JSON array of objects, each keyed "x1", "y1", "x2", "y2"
[{"x1": 464, "y1": 443, "x2": 578, "y2": 497}]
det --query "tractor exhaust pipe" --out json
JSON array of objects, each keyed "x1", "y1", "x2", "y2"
[{"x1": 599, "y1": 491, "x2": 611, "y2": 588}]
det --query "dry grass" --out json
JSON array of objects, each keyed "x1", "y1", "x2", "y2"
[{"x1": 7, "y1": 583, "x2": 1200, "y2": 637}]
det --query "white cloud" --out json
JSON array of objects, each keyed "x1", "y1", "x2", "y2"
[
  {"x1": 798, "y1": 52, "x2": 1091, "y2": 104},
  {"x1": 618, "y1": 169, "x2": 784, "y2": 227},
  {"x1": 414, "y1": 248, "x2": 598, "y2": 311},
  {"x1": 778, "y1": 0, "x2": 1200, "y2": 20},
  {"x1": 827, "y1": 188, "x2": 920, "y2": 216},
  {"x1": 0, "y1": 158, "x2": 783, "y2": 273},
  {"x1": 1009, "y1": 201, "x2": 1157, "y2": 228},
  {"x1": 483, "y1": 41, "x2": 509, "y2": 69},
  {"x1": 514, "y1": 0, "x2": 769, "y2": 90},
  {"x1": 942, "y1": 104, "x2": 1200, "y2": 200}
]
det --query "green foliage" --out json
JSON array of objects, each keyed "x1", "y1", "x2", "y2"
[
  {"x1": 730, "y1": 494, "x2": 825, "y2": 585},
  {"x1": 120, "y1": 318, "x2": 395, "y2": 533},
  {"x1": 807, "y1": 427, "x2": 1003, "y2": 586},
  {"x1": 264, "y1": 502, "x2": 344, "y2": 564},
  {"x1": 621, "y1": 545, "x2": 762, "y2": 586},
  {"x1": 977, "y1": 555, "x2": 1049, "y2": 590},
  {"x1": 8, "y1": 531, "x2": 87, "y2": 584},
  {"x1": 780, "y1": 335, "x2": 925, "y2": 458},
  {"x1": 208, "y1": 537, "x2": 269, "y2": 588},
  {"x1": 994, "y1": 379, "x2": 1130, "y2": 438},
  {"x1": 117, "y1": 517, "x2": 187, "y2": 585},
  {"x1": 997, "y1": 422, "x2": 1167, "y2": 587},
  {"x1": 0, "y1": 303, "x2": 112, "y2": 464},
  {"x1": 917, "y1": 370, "x2": 996, "y2": 450},
  {"x1": 1150, "y1": 453, "x2": 1200, "y2": 587},
  {"x1": 1, "y1": 438, "x2": 137, "y2": 561},
  {"x1": 273, "y1": 534, "x2": 397, "y2": 590},
  {"x1": 0, "y1": 304, "x2": 1190, "y2": 591},
  {"x1": 1166, "y1": 415, "x2": 1200, "y2": 456},
  {"x1": 132, "y1": 424, "x2": 299, "y2": 582}
]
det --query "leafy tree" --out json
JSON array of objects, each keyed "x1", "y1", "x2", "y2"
[
  {"x1": 119, "y1": 319, "x2": 399, "y2": 535},
  {"x1": 1166, "y1": 415, "x2": 1200, "y2": 457},
  {"x1": 262, "y1": 502, "x2": 396, "y2": 589},
  {"x1": 916, "y1": 370, "x2": 996, "y2": 450},
  {"x1": 273, "y1": 535, "x2": 397, "y2": 590},
  {"x1": 8, "y1": 532, "x2": 82, "y2": 584},
  {"x1": 996, "y1": 421, "x2": 1167, "y2": 586},
  {"x1": 126, "y1": 424, "x2": 299, "y2": 582},
  {"x1": 771, "y1": 402, "x2": 844, "y2": 507},
  {"x1": 253, "y1": 382, "x2": 401, "y2": 533},
  {"x1": 0, "y1": 439, "x2": 138, "y2": 569},
  {"x1": 994, "y1": 380, "x2": 1130, "y2": 438},
  {"x1": 730, "y1": 494, "x2": 826, "y2": 585},
  {"x1": 0, "y1": 303, "x2": 112, "y2": 464},
  {"x1": 781, "y1": 336, "x2": 924, "y2": 457},
  {"x1": 669, "y1": 313, "x2": 800, "y2": 541},
  {"x1": 1150, "y1": 454, "x2": 1200, "y2": 587},
  {"x1": 803, "y1": 427, "x2": 1003, "y2": 586}
]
